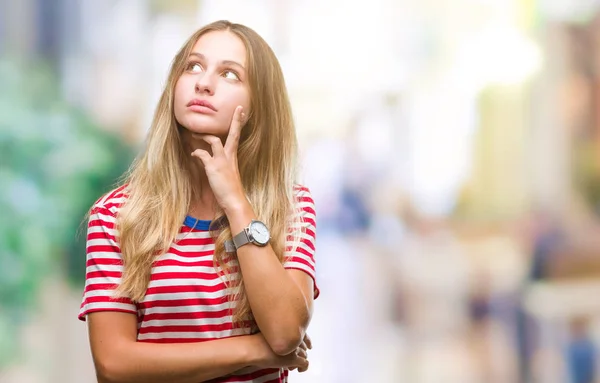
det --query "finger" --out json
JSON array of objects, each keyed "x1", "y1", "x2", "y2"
[
  {"x1": 297, "y1": 359, "x2": 309, "y2": 373},
  {"x1": 304, "y1": 334, "x2": 312, "y2": 350},
  {"x1": 298, "y1": 340, "x2": 307, "y2": 351},
  {"x1": 296, "y1": 348, "x2": 307, "y2": 359},
  {"x1": 191, "y1": 149, "x2": 212, "y2": 165},
  {"x1": 224, "y1": 105, "x2": 244, "y2": 155},
  {"x1": 198, "y1": 135, "x2": 225, "y2": 157},
  {"x1": 298, "y1": 364, "x2": 309, "y2": 373}
]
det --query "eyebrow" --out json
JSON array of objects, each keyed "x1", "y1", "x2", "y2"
[{"x1": 188, "y1": 52, "x2": 245, "y2": 71}]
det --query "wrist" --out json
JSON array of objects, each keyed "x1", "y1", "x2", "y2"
[
  {"x1": 224, "y1": 199, "x2": 256, "y2": 231},
  {"x1": 244, "y1": 334, "x2": 267, "y2": 367},
  {"x1": 222, "y1": 193, "x2": 250, "y2": 215}
]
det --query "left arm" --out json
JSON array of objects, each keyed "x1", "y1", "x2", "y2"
[
  {"x1": 224, "y1": 199, "x2": 315, "y2": 356},
  {"x1": 191, "y1": 106, "x2": 317, "y2": 356}
]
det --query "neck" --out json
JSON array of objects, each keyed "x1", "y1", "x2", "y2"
[{"x1": 180, "y1": 128, "x2": 217, "y2": 219}]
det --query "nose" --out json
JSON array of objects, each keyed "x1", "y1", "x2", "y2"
[{"x1": 195, "y1": 72, "x2": 215, "y2": 95}]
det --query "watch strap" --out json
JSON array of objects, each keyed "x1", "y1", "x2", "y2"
[
  {"x1": 233, "y1": 229, "x2": 250, "y2": 249},
  {"x1": 224, "y1": 229, "x2": 250, "y2": 252}
]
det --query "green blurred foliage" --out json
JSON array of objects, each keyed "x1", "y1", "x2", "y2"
[{"x1": 0, "y1": 58, "x2": 134, "y2": 368}]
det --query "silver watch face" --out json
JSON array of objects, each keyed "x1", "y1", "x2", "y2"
[{"x1": 249, "y1": 220, "x2": 270, "y2": 245}]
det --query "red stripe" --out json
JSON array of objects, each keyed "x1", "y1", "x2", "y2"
[
  {"x1": 86, "y1": 257, "x2": 123, "y2": 267},
  {"x1": 294, "y1": 246, "x2": 314, "y2": 259},
  {"x1": 141, "y1": 309, "x2": 235, "y2": 321},
  {"x1": 285, "y1": 256, "x2": 314, "y2": 271},
  {"x1": 297, "y1": 196, "x2": 314, "y2": 203},
  {"x1": 105, "y1": 184, "x2": 127, "y2": 200},
  {"x1": 87, "y1": 244, "x2": 121, "y2": 253},
  {"x1": 83, "y1": 296, "x2": 133, "y2": 304},
  {"x1": 86, "y1": 270, "x2": 122, "y2": 279},
  {"x1": 167, "y1": 247, "x2": 214, "y2": 258},
  {"x1": 138, "y1": 322, "x2": 239, "y2": 334},
  {"x1": 144, "y1": 283, "x2": 229, "y2": 296},
  {"x1": 87, "y1": 231, "x2": 117, "y2": 241},
  {"x1": 88, "y1": 217, "x2": 115, "y2": 229},
  {"x1": 149, "y1": 271, "x2": 222, "y2": 281},
  {"x1": 138, "y1": 296, "x2": 229, "y2": 309},
  {"x1": 138, "y1": 337, "x2": 218, "y2": 343},
  {"x1": 84, "y1": 283, "x2": 119, "y2": 293},
  {"x1": 293, "y1": 185, "x2": 310, "y2": 193},
  {"x1": 78, "y1": 307, "x2": 137, "y2": 321},
  {"x1": 300, "y1": 206, "x2": 316, "y2": 216},
  {"x1": 174, "y1": 237, "x2": 215, "y2": 246},
  {"x1": 205, "y1": 369, "x2": 280, "y2": 382},
  {"x1": 300, "y1": 217, "x2": 316, "y2": 228},
  {"x1": 90, "y1": 205, "x2": 117, "y2": 218},
  {"x1": 153, "y1": 258, "x2": 215, "y2": 267}
]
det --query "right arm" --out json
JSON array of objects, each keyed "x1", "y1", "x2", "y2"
[{"x1": 88, "y1": 311, "x2": 307, "y2": 383}]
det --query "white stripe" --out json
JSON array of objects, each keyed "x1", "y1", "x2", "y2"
[
  {"x1": 284, "y1": 250, "x2": 316, "y2": 268},
  {"x1": 175, "y1": 231, "x2": 213, "y2": 240},
  {"x1": 80, "y1": 302, "x2": 136, "y2": 313},
  {"x1": 284, "y1": 262, "x2": 315, "y2": 277},
  {"x1": 86, "y1": 264, "x2": 122, "y2": 274},
  {"x1": 147, "y1": 277, "x2": 235, "y2": 288},
  {"x1": 157, "y1": 252, "x2": 214, "y2": 263},
  {"x1": 143, "y1": 290, "x2": 232, "y2": 301},
  {"x1": 87, "y1": 251, "x2": 122, "y2": 260},
  {"x1": 86, "y1": 277, "x2": 122, "y2": 285},
  {"x1": 87, "y1": 223, "x2": 118, "y2": 236},
  {"x1": 142, "y1": 301, "x2": 235, "y2": 314},
  {"x1": 151, "y1": 265, "x2": 220, "y2": 274},
  {"x1": 137, "y1": 328, "x2": 247, "y2": 340},
  {"x1": 97, "y1": 196, "x2": 126, "y2": 207},
  {"x1": 83, "y1": 289, "x2": 120, "y2": 298},
  {"x1": 166, "y1": 243, "x2": 215, "y2": 253},
  {"x1": 87, "y1": 238, "x2": 118, "y2": 247},
  {"x1": 285, "y1": 241, "x2": 315, "y2": 258},
  {"x1": 94, "y1": 210, "x2": 117, "y2": 223},
  {"x1": 140, "y1": 317, "x2": 232, "y2": 327},
  {"x1": 288, "y1": 219, "x2": 316, "y2": 229}
]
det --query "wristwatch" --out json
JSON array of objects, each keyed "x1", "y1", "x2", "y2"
[{"x1": 224, "y1": 220, "x2": 270, "y2": 252}]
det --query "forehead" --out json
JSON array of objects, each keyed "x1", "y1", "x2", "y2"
[{"x1": 191, "y1": 30, "x2": 247, "y2": 67}]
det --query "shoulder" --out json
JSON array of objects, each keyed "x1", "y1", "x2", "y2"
[
  {"x1": 91, "y1": 184, "x2": 129, "y2": 217},
  {"x1": 293, "y1": 184, "x2": 313, "y2": 201},
  {"x1": 292, "y1": 184, "x2": 316, "y2": 216}
]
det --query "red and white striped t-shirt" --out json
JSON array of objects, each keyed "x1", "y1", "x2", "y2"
[{"x1": 78, "y1": 185, "x2": 318, "y2": 383}]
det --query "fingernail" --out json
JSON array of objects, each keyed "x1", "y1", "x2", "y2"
[{"x1": 241, "y1": 112, "x2": 246, "y2": 120}]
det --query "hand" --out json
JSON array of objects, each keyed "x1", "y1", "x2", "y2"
[
  {"x1": 229, "y1": 333, "x2": 310, "y2": 376},
  {"x1": 288, "y1": 333, "x2": 312, "y2": 373},
  {"x1": 191, "y1": 105, "x2": 247, "y2": 212}
]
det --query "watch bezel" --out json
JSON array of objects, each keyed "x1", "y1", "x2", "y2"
[{"x1": 248, "y1": 220, "x2": 270, "y2": 246}]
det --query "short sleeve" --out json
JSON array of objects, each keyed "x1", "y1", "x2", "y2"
[
  {"x1": 283, "y1": 186, "x2": 319, "y2": 299},
  {"x1": 78, "y1": 204, "x2": 137, "y2": 321}
]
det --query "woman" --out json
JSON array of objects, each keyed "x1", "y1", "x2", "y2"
[{"x1": 78, "y1": 20, "x2": 318, "y2": 383}]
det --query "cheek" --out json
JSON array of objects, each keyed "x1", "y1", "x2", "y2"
[
  {"x1": 173, "y1": 79, "x2": 186, "y2": 106},
  {"x1": 234, "y1": 88, "x2": 251, "y2": 114}
]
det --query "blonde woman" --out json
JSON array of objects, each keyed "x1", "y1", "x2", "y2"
[{"x1": 78, "y1": 20, "x2": 318, "y2": 383}]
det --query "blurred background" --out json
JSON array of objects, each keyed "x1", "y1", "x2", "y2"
[{"x1": 2, "y1": 0, "x2": 600, "y2": 382}]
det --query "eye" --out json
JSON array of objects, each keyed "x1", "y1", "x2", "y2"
[
  {"x1": 186, "y1": 62, "x2": 203, "y2": 73},
  {"x1": 222, "y1": 70, "x2": 240, "y2": 81}
]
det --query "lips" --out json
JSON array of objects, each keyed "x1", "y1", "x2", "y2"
[{"x1": 187, "y1": 99, "x2": 217, "y2": 112}]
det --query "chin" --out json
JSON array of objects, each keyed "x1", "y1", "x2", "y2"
[
  {"x1": 180, "y1": 118, "x2": 227, "y2": 136},
  {"x1": 184, "y1": 124, "x2": 227, "y2": 137}
]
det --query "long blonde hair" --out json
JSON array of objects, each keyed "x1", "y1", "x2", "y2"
[{"x1": 114, "y1": 20, "x2": 298, "y2": 326}]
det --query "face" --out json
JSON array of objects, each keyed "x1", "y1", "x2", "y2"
[{"x1": 174, "y1": 30, "x2": 250, "y2": 137}]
